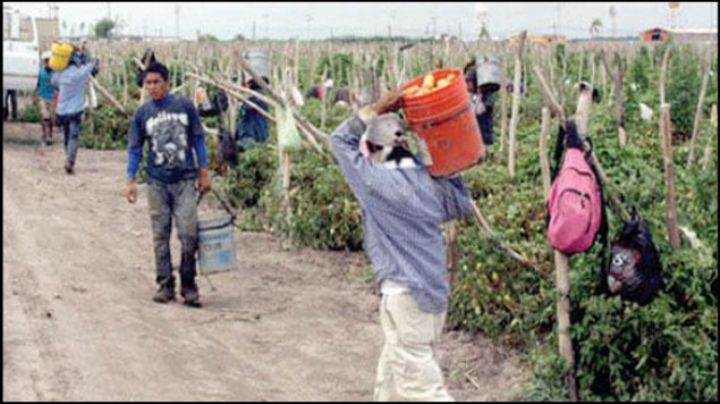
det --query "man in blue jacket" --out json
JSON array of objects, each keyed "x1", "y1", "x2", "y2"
[
  {"x1": 51, "y1": 49, "x2": 96, "y2": 174},
  {"x1": 235, "y1": 78, "x2": 269, "y2": 152},
  {"x1": 330, "y1": 90, "x2": 473, "y2": 401},
  {"x1": 126, "y1": 62, "x2": 211, "y2": 307}
]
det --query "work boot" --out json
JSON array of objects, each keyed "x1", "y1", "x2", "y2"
[
  {"x1": 46, "y1": 120, "x2": 54, "y2": 145},
  {"x1": 152, "y1": 285, "x2": 175, "y2": 303},
  {"x1": 64, "y1": 163, "x2": 74, "y2": 175},
  {"x1": 181, "y1": 285, "x2": 201, "y2": 308},
  {"x1": 40, "y1": 121, "x2": 49, "y2": 145}
]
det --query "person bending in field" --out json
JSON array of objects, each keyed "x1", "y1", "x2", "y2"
[
  {"x1": 126, "y1": 62, "x2": 211, "y2": 307},
  {"x1": 330, "y1": 90, "x2": 473, "y2": 401}
]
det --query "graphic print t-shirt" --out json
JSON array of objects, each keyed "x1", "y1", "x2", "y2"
[{"x1": 128, "y1": 95, "x2": 205, "y2": 183}]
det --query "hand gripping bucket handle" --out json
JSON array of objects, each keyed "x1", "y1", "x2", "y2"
[{"x1": 196, "y1": 188, "x2": 237, "y2": 228}]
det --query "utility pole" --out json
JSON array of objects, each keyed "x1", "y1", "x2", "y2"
[
  {"x1": 305, "y1": 14, "x2": 312, "y2": 40},
  {"x1": 432, "y1": 16, "x2": 437, "y2": 38},
  {"x1": 390, "y1": 10, "x2": 396, "y2": 39},
  {"x1": 263, "y1": 13, "x2": 268, "y2": 39},
  {"x1": 174, "y1": 3, "x2": 180, "y2": 39}
]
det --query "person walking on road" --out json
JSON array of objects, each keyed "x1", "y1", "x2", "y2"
[
  {"x1": 126, "y1": 62, "x2": 211, "y2": 307},
  {"x1": 51, "y1": 47, "x2": 97, "y2": 174},
  {"x1": 330, "y1": 90, "x2": 474, "y2": 401},
  {"x1": 34, "y1": 51, "x2": 57, "y2": 146}
]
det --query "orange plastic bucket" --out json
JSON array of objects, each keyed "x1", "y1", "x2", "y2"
[{"x1": 401, "y1": 68, "x2": 484, "y2": 177}]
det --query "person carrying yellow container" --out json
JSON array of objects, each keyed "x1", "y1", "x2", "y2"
[{"x1": 51, "y1": 45, "x2": 98, "y2": 174}]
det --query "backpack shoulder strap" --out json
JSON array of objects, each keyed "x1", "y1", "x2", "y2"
[{"x1": 551, "y1": 123, "x2": 567, "y2": 180}]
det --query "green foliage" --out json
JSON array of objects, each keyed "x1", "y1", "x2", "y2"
[
  {"x1": 18, "y1": 104, "x2": 40, "y2": 123},
  {"x1": 76, "y1": 42, "x2": 717, "y2": 401},
  {"x1": 80, "y1": 100, "x2": 139, "y2": 150},
  {"x1": 314, "y1": 52, "x2": 353, "y2": 87},
  {"x1": 260, "y1": 148, "x2": 364, "y2": 251},
  {"x1": 198, "y1": 33, "x2": 220, "y2": 42},
  {"x1": 667, "y1": 45, "x2": 703, "y2": 137},
  {"x1": 94, "y1": 18, "x2": 116, "y2": 38},
  {"x1": 220, "y1": 145, "x2": 278, "y2": 209}
]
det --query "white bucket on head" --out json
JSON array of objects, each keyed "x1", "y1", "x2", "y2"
[
  {"x1": 244, "y1": 48, "x2": 270, "y2": 79},
  {"x1": 197, "y1": 214, "x2": 237, "y2": 275},
  {"x1": 476, "y1": 54, "x2": 501, "y2": 92}
]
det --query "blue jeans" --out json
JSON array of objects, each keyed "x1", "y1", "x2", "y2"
[
  {"x1": 58, "y1": 111, "x2": 83, "y2": 166},
  {"x1": 147, "y1": 178, "x2": 199, "y2": 290}
]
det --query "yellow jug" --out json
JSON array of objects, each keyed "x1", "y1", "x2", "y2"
[{"x1": 49, "y1": 42, "x2": 74, "y2": 71}]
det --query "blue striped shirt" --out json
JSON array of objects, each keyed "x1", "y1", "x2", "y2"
[
  {"x1": 330, "y1": 115, "x2": 473, "y2": 313},
  {"x1": 51, "y1": 62, "x2": 95, "y2": 116}
]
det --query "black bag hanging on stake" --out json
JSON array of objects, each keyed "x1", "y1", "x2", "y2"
[{"x1": 603, "y1": 207, "x2": 664, "y2": 305}]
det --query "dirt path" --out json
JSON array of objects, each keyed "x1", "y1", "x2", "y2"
[{"x1": 3, "y1": 122, "x2": 528, "y2": 401}]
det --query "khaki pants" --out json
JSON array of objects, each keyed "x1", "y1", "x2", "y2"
[
  {"x1": 374, "y1": 292, "x2": 454, "y2": 402},
  {"x1": 38, "y1": 99, "x2": 54, "y2": 121}
]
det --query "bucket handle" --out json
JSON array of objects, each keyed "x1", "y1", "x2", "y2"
[{"x1": 197, "y1": 188, "x2": 238, "y2": 224}]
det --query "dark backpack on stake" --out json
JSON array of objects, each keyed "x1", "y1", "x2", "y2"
[{"x1": 602, "y1": 207, "x2": 664, "y2": 305}]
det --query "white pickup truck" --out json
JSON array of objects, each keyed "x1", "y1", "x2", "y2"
[{"x1": 3, "y1": 9, "x2": 40, "y2": 94}]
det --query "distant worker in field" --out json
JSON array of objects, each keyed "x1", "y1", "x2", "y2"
[
  {"x1": 135, "y1": 48, "x2": 158, "y2": 87},
  {"x1": 330, "y1": 90, "x2": 473, "y2": 401},
  {"x1": 3, "y1": 89, "x2": 18, "y2": 121},
  {"x1": 126, "y1": 62, "x2": 211, "y2": 308},
  {"x1": 51, "y1": 46, "x2": 97, "y2": 174},
  {"x1": 235, "y1": 77, "x2": 270, "y2": 152},
  {"x1": 34, "y1": 51, "x2": 57, "y2": 146},
  {"x1": 464, "y1": 57, "x2": 500, "y2": 152}
]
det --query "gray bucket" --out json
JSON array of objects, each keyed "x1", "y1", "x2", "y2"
[
  {"x1": 197, "y1": 214, "x2": 237, "y2": 275},
  {"x1": 475, "y1": 54, "x2": 501, "y2": 92},
  {"x1": 244, "y1": 48, "x2": 270, "y2": 79}
]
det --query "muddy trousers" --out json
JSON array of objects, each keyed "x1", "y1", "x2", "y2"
[
  {"x1": 374, "y1": 292, "x2": 454, "y2": 402},
  {"x1": 58, "y1": 111, "x2": 83, "y2": 167},
  {"x1": 147, "y1": 178, "x2": 199, "y2": 291}
]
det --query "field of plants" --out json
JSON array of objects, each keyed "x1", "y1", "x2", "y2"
[{"x1": 19, "y1": 36, "x2": 718, "y2": 401}]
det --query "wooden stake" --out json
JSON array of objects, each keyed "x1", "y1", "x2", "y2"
[
  {"x1": 613, "y1": 53, "x2": 626, "y2": 146},
  {"x1": 657, "y1": 45, "x2": 680, "y2": 250},
  {"x1": 701, "y1": 104, "x2": 717, "y2": 171},
  {"x1": 122, "y1": 58, "x2": 129, "y2": 108},
  {"x1": 89, "y1": 77, "x2": 128, "y2": 116},
  {"x1": 499, "y1": 56, "x2": 509, "y2": 152},
  {"x1": 687, "y1": 56, "x2": 710, "y2": 169},
  {"x1": 539, "y1": 107, "x2": 552, "y2": 197},
  {"x1": 555, "y1": 250, "x2": 578, "y2": 402},
  {"x1": 660, "y1": 104, "x2": 682, "y2": 251},
  {"x1": 508, "y1": 30, "x2": 527, "y2": 178},
  {"x1": 445, "y1": 221, "x2": 460, "y2": 288}
]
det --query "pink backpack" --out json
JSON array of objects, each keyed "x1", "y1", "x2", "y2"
[{"x1": 547, "y1": 127, "x2": 602, "y2": 254}]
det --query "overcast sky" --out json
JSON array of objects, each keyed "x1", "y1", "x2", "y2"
[{"x1": 5, "y1": 2, "x2": 718, "y2": 40}]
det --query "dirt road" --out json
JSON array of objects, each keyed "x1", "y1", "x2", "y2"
[{"x1": 3, "y1": 122, "x2": 527, "y2": 401}]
